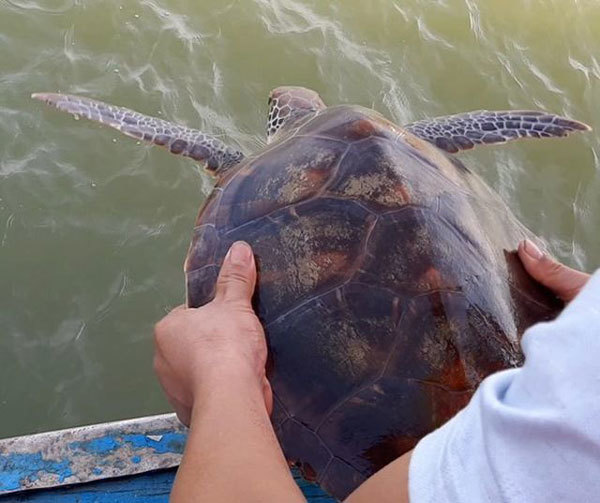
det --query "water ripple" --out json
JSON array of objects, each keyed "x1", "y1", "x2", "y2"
[
  {"x1": 1, "y1": 0, "x2": 598, "y2": 436},
  {"x1": 4, "y1": 0, "x2": 75, "y2": 14}
]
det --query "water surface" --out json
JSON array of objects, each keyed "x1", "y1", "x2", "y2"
[{"x1": 1, "y1": 0, "x2": 599, "y2": 436}]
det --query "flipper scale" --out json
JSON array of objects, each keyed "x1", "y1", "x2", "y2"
[
  {"x1": 405, "y1": 110, "x2": 591, "y2": 154},
  {"x1": 32, "y1": 93, "x2": 244, "y2": 175}
]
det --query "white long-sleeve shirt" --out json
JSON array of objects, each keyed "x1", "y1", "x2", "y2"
[{"x1": 410, "y1": 270, "x2": 600, "y2": 503}]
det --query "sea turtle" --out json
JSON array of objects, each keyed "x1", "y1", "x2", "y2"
[{"x1": 33, "y1": 87, "x2": 590, "y2": 500}]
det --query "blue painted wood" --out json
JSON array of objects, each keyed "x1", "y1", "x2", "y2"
[
  {"x1": 0, "y1": 468, "x2": 335, "y2": 502},
  {"x1": 0, "y1": 414, "x2": 186, "y2": 494},
  {"x1": 0, "y1": 471, "x2": 177, "y2": 503}
]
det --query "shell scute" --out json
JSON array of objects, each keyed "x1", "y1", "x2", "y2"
[
  {"x1": 211, "y1": 198, "x2": 372, "y2": 323},
  {"x1": 186, "y1": 265, "x2": 218, "y2": 309},
  {"x1": 295, "y1": 106, "x2": 395, "y2": 143},
  {"x1": 355, "y1": 206, "x2": 488, "y2": 297},
  {"x1": 317, "y1": 377, "x2": 440, "y2": 477},
  {"x1": 276, "y1": 419, "x2": 332, "y2": 483},
  {"x1": 214, "y1": 136, "x2": 347, "y2": 232},
  {"x1": 185, "y1": 224, "x2": 218, "y2": 273},
  {"x1": 268, "y1": 283, "x2": 400, "y2": 433},
  {"x1": 388, "y1": 293, "x2": 520, "y2": 389},
  {"x1": 325, "y1": 137, "x2": 457, "y2": 211}
]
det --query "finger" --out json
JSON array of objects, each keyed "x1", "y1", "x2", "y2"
[
  {"x1": 214, "y1": 241, "x2": 257, "y2": 305},
  {"x1": 518, "y1": 239, "x2": 590, "y2": 302}
]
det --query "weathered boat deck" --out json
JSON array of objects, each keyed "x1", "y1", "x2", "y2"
[{"x1": 0, "y1": 414, "x2": 334, "y2": 502}]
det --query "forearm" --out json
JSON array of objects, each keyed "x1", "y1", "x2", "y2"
[
  {"x1": 345, "y1": 450, "x2": 411, "y2": 503},
  {"x1": 171, "y1": 375, "x2": 306, "y2": 503}
]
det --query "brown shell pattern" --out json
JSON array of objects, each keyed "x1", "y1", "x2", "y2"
[{"x1": 185, "y1": 105, "x2": 562, "y2": 500}]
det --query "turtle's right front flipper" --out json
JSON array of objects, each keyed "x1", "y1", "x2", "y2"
[{"x1": 32, "y1": 93, "x2": 244, "y2": 175}]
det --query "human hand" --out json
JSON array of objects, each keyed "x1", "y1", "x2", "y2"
[
  {"x1": 153, "y1": 241, "x2": 272, "y2": 426},
  {"x1": 518, "y1": 239, "x2": 590, "y2": 302}
]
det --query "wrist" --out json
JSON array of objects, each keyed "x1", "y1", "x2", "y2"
[
  {"x1": 190, "y1": 370, "x2": 268, "y2": 425},
  {"x1": 190, "y1": 358, "x2": 266, "y2": 402}
]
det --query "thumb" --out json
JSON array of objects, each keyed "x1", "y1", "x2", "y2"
[
  {"x1": 214, "y1": 241, "x2": 257, "y2": 305},
  {"x1": 518, "y1": 239, "x2": 590, "y2": 302}
]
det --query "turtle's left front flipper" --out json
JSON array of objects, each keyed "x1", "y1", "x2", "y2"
[
  {"x1": 32, "y1": 93, "x2": 244, "y2": 175},
  {"x1": 405, "y1": 110, "x2": 591, "y2": 154}
]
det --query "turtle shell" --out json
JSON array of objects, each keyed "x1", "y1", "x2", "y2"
[{"x1": 185, "y1": 105, "x2": 562, "y2": 500}]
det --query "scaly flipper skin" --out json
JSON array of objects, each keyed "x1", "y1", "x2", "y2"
[
  {"x1": 32, "y1": 93, "x2": 244, "y2": 175},
  {"x1": 404, "y1": 110, "x2": 591, "y2": 153}
]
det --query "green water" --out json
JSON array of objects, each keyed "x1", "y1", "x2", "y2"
[{"x1": 0, "y1": 0, "x2": 598, "y2": 437}]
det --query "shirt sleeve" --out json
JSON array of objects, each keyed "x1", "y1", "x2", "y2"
[{"x1": 409, "y1": 270, "x2": 600, "y2": 503}]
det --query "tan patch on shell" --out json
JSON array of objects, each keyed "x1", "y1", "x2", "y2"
[
  {"x1": 339, "y1": 172, "x2": 411, "y2": 206},
  {"x1": 318, "y1": 318, "x2": 372, "y2": 379},
  {"x1": 254, "y1": 216, "x2": 357, "y2": 311},
  {"x1": 275, "y1": 151, "x2": 334, "y2": 204},
  {"x1": 418, "y1": 324, "x2": 471, "y2": 389},
  {"x1": 279, "y1": 219, "x2": 352, "y2": 293},
  {"x1": 313, "y1": 251, "x2": 350, "y2": 277}
]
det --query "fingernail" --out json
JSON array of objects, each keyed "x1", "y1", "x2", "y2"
[
  {"x1": 227, "y1": 241, "x2": 252, "y2": 265},
  {"x1": 523, "y1": 239, "x2": 543, "y2": 260}
]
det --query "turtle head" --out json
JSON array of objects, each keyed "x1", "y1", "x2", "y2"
[{"x1": 267, "y1": 86, "x2": 326, "y2": 144}]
